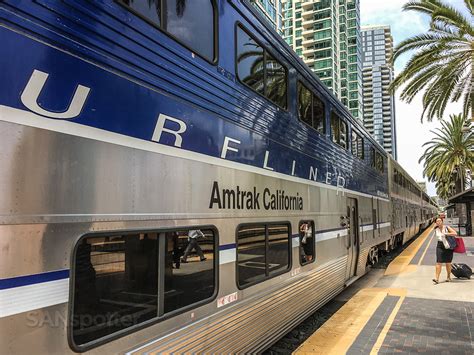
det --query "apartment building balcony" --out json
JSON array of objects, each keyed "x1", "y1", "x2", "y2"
[
  {"x1": 302, "y1": 28, "x2": 315, "y2": 36},
  {"x1": 303, "y1": 36, "x2": 318, "y2": 45},
  {"x1": 302, "y1": 18, "x2": 316, "y2": 28},
  {"x1": 301, "y1": 1, "x2": 314, "y2": 12}
]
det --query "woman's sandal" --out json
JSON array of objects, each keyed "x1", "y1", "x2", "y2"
[
  {"x1": 432, "y1": 279, "x2": 439, "y2": 284},
  {"x1": 446, "y1": 278, "x2": 452, "y2": 282}
]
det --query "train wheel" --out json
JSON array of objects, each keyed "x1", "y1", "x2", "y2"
[{"x1": 368, "y1": 247, "x2": 379, "y2": 266}]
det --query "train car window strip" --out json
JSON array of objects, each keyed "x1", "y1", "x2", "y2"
[
  {"x1": 299, "y1": 221, "x2": 315, "y2": 265},
  {"x1": 236, "y1": 222, "x2": 291, "y2": 289},
  {"x1": 71, "y1": 227, "x2": 217, "y2": 349},
  {"x1": 236, "y1": 25, "x2": 288, "y2": 110},
  {"x1": 118, "y1": 0, "x2": 217, "y2": 63}
]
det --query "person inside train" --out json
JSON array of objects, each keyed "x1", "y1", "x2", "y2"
[
  {"x1": 433, "y1": 217, "x2": 457, "y2": 284},
  {"x1": 300, "y1": 222, "x2": 313, "y2": 263}
]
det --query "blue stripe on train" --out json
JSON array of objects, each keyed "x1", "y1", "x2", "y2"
[
  {"x1": 0, "y1": 269, "x2": 70, "y2": 290},
  {"x1": 219, "y1": 243, "x2": 237, "y2": 251},
  {"x1": 0, "y1": 24, "x2": 388, "y2": 198}
]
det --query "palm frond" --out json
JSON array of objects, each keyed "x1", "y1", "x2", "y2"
[{"x1": 392, "y1": 0, "x2": 474, "y2": 121}]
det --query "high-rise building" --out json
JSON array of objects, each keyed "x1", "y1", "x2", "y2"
[
  {"x1": 361, "y1": 25, "x2": 397, "y2": 159},
  {"x1": 281, "y1": 0, "x2": 363, "y2": 120},
  {"x1": 250, "y1": 0, "x2": 284, "y2": 35}
]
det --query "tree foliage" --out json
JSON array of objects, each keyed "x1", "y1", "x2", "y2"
[
  {"x1": 390, "y1": 0, "x2": 474, "y2": 122},
  {"x1": 419, "y1": 114, "x2": 474, "y2": 199}
]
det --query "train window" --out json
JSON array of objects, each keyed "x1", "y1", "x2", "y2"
[
  {"x1": 123, "y1": 0, "x2": 161, "y2": 25},
  {"x1": 297, "y1": 81, "x2": 326, "y2": 134},
  {"x1": 375, "y1": 152, "x2": 384, "y2": 173},
  {"x1": 299, "y1": 221, "x2": 315, "y2": 265},
  {"x1": 72, "y1": 228, "x2": 216, "y2": 347},
  {"x1": 313, "y1": 95, "x2": 325, "y2": 134},
  {"x1": 268, "y1": 225, "x2": 291, "y2": 274},
  {"x1": 120, "y1": 0, "x2": 216, "y2": 62},
  {"x1": 237, "y1": 223, "x2": 291, "y2": 288},
  {"x1": 164, "y1": 229, "x2": 215, "y2": 313},
  {"x1": 298, "y1": 82, "x2": 312, "y2": 126},
  {"x1": 237, "y1": 27, "x2": 264, "y2": 94},
  {"x1": 266, "y1": 53, "x2": 288, "y2": 108},
  {"x1": 165, "y1": 0, "x2": 215, "y2": 60},
  {"x1": 370, "y1": 146, "x2": 376, "y2": 168},
  {"x1": 339, "y1": 119, "x2": 348, "y2": 149},
  {"x1": 330, "y1": 111, "x2": 348, "y2": 149},
  {"x1": 351, "y1": 130, "x2": 364, "y2": 159},
  {"x1": 236, "y1": 26, "x2": 288, "y2": 109},
  {"x1": 330, "y1": 111, "x2": 339, "y2": 144}
]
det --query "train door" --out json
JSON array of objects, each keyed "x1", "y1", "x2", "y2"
[{"x1": 346, "y1": 198, "x2": 360, "y2": 280}]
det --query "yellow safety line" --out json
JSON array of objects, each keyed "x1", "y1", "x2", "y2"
[
  {"x1": 292, "y1": 288, "x2": 405, "y2": 355},
  {"x1": 370, "y1": 293, "x2": 406, "y2": 355},
  {"x1": 417, "y1": 232, "x2": 434, "y2": 266},
  {"x1": 294, "y1": 226, "x2": 435, "y2": 354},
  {"x1": 384, "y1": 224, "x2": 435, "y2": 276}
]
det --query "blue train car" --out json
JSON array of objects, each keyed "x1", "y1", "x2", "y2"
[{"x1": 0, "y1": 1, "x2": 436, "y2": 353}]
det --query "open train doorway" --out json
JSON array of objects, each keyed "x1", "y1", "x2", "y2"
[{"x1": 346, "y1": 198, "x2": 360, "y2": 281}]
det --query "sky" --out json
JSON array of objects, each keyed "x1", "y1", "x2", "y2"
[{"x1": 360, "y1": 0, "x2": 467, "y2": 196}]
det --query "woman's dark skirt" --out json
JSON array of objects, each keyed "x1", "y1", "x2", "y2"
[{"x1": 436, "y1": 241, "x2": 454, "y2": 263}]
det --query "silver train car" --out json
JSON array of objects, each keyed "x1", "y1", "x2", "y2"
[{"x1": 0, "y1": 0, "x2": 437, "y2": 353}]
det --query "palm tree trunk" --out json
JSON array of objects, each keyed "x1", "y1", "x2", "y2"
[
  {"x1": 471, "y1": 65, "x2": 474, "y2": 123},
  {"x1": 471, "y1": 59, "x2": 474, "y2": 122}
]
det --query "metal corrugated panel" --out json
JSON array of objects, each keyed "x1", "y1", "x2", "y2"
[
  {"x1": 130, "y1": 256, "x2": 347, "y2": 354},
  {"x1": 357, "y1": 247, "x2": 370, "y2": 276}
]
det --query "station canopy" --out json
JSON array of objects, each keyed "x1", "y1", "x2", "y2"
[{"x1": 448, "y1": 187, "x2": 474, "y2": 204}]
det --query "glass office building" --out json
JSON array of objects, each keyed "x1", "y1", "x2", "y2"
[
  {"x1": 361, "y1": 25, "x2": 397, "y2": 159},
  {"x1": 250, "y1": 0, "x2": 284, "y2": 35}
]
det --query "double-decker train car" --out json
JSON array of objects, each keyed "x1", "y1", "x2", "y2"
[
  {"x1": 0, "y1": 0, "x2": 437, "y2": 353},
  {"x1": 388, "y1": 158, "x2": 437, "y2": 249}
]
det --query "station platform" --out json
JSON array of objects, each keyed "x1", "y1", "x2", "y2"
[{"x1": 294, "y1": 226, "x2": 474, "y2": 354}]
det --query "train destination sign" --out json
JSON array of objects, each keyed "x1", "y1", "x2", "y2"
[{"x1": 209, "y1": 181, "x2": 304, "y2": 211}]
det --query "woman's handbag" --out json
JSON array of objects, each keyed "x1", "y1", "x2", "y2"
[
  {"x1": 445, "y1": 235, "x2": 458, "y2": 250},
  {"x1": 453, "y1": 237, "x2": 466, "y2": 253}
]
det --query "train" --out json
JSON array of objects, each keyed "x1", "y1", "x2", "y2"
[{"x1": 0, "y1": 0, "x2": 437, "y2": 353}]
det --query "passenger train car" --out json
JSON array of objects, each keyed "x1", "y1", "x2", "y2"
[{"x1": 0, "y1": 0, "x2": 437, "y2": 353}]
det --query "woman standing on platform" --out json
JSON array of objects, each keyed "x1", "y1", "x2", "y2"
[{"x1": 433, "y1": 217, "x2": 457, "y2": 284}]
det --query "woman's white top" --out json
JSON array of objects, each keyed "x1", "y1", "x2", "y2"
[
  {"x1": 435, "y1": 226, "x2": 447, "y2": 241},
  {"x1": 301, "y1": 226, "x2": 312, "y2": 244}
]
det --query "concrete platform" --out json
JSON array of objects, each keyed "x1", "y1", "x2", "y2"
[{"x1": 294, "y1": 226, "x2": 474, "y2": 354}]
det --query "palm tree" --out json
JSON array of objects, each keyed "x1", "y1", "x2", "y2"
[
  {"x1": 390, "y1": 0, "x2": 474, "y2": 121},
  {"x1": 435, "y1": 175, "x2": 456, "y2": 200},
  {"x1": 419, "y1": 114, "x2": 474, "y2": 198}
]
